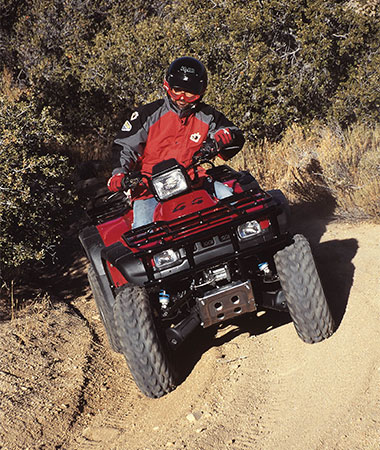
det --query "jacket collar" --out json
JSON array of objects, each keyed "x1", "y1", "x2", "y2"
[{"x1": 164, "y1": 95, "x2": 198, "y2": 119}]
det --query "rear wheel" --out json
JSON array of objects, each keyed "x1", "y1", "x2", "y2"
[
  {"x1": 88, "y1": 265, "x2": 121, "y2": 352},
  {"x1": 274, "y1": 234, "x2": 335, "y2": 343},
  {"x1": 114, "y1": 284, "x2": 176, "y2": 398}
]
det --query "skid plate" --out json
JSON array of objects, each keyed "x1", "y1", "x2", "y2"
[{"x1": 197, "y1": 281, "x2": 256, "y2": 327}]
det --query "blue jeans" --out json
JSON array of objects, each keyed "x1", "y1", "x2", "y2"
[{"x1": 132, "y1": 181, "x2": 233, "y2": 229}]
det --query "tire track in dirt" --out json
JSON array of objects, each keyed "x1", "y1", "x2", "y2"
[
  {"x1": 59, "y1": 298, "x2": 139, "y2": 450},
  {"x1": 66, "y1": 325, "x2": 232, "y2": 450},
  {"x1": 0, "y1": 301, "x2": 93, "y2": 450}
]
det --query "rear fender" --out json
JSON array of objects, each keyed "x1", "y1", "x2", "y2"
[
  {"x1": 267, "y1": 189, "x2": 291, "y2": 234},
  {"x1": 223, "y1": 179, "x2": 243, "y2": 194}
]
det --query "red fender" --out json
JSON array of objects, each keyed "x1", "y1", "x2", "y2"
[{"x1": 154, "y1": 190, "x2": 217, "y2": 222}]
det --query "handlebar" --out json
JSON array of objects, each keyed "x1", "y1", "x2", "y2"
[
  {"x1": 120, "y1": 172, "x2": 146, "y2": 191},
  {"x1": 116, "y1": 139, "x2": 220, "y2": 193},
  {"x1": 191, "y1": 138, "x2": 219, "y2": 164}
]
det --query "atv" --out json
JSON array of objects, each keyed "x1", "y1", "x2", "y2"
[{"x1": 79, "y1": 143, "x2": 335, "y2": 398}]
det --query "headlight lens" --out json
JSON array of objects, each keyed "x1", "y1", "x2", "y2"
[
  {"x1": 237, "y1": 220, "x2": 262, "y2": 239},
  {"x1": 152, "y1": 169, "x2": 188, "y2": 200},
  {"x1": 153, "y1": 249, "x2": 181, "y2": 269}
]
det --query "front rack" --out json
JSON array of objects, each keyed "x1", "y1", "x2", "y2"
[{"x1": 122, "y1": 189, "x2": 275, "y2": 253}]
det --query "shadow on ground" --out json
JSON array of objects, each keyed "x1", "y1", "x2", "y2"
[
  {"x1": 0, "y1": 236, "x2": 90, "y2": 322},
  {"x1": 290, "y1": 200, "x2": 358, "y2": 328},
  {"x1": 176, "y1": 199, "x2": 358, "y2": 385}
]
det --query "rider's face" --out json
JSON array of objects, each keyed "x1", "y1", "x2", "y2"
[{"x1": 174, "y1": 97, "x2": 190, "y2": 109}]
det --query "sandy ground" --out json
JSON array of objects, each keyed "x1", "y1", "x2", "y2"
[{"x1": 1, "y1": 208, "x2": 380, "y2": 450}]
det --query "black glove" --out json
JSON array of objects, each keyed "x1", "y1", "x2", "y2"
[{"x1": 194, "y1": 139, "x2": 219, "y2": 161}]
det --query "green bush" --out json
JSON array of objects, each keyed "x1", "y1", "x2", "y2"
[
  {"x1": 0, "y1": 84, "x2": 75, "y2": 278},
  {"x1": 63, "y1": 0, "x2": 380, "y2": 142},
  {"x1": 3, "y1": 0, "x2": 379, "y2": 148}
]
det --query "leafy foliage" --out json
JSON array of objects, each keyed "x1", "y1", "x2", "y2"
[
  {"x1": 0, "y1": 82, "x2": 75, "y2": 275},
  {"x1": 3, "y1": 0, "x2": 379, "y2": 143}
]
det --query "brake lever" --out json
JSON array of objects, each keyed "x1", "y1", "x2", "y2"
[
  {"x1": 120, "y1": 174, "x2": 138, "y2": 190},
  {"x1": 106, "y1": 192, "x2": 121, "y2": 201}
]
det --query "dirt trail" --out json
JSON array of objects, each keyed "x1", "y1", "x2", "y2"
[{"x1": 1, "y1": 213, "x2": 380, "y2": 450}]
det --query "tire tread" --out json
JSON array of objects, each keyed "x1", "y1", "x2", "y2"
[
  {"x1": 88, "y1": 266, "x2": 121, "y2": 352},
  {"x1": 274, "y1": 234, "x2": 335, "y2": 343},
  {"x1": 114, "y1": 285, "x2": 175, "y2": 398}
]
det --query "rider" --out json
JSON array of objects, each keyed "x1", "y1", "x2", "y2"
[{"x1": 107, "y1": 56, "x2": 245, "y2": 228}]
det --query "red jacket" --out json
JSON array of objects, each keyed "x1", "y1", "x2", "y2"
[{"x1": 112, "y1": 96, "x2": 245, "y2": 197}]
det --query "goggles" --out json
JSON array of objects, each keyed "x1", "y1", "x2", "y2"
[{"x1": 163, "y1": 80, "x2": 201, "y2": 103}]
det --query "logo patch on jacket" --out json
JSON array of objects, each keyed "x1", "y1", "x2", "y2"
[
  {"x1": 130, "y1": 111, "x2": 139, "y2": 121},
  {"x1": 190, "y1": 132, "x2": 201, "y2": 143},
  {"x1": 122, "y1": 120, "x2": 132, "y2": 132}
]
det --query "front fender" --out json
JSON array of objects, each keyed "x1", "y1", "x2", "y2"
[
  {"x1": 79, "y1": 226, "x2": 117, "y2": 306},
  {"x1": 101, "y1": 242, "x2": 149, "y2": 286}
]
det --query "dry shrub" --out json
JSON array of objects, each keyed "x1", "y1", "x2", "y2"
[
  {"x1": 1, "y1": 68, "x2": 24, "y2": 102},
  {"x1": 313, "y1": 123, "x2": 380, "y2": 219},
  {"x1": 230, "y1": 122, "x2": 380, "y2": 221},
  {"x1": 230, "y1": 125, "x2": 327, "y2": 201}
]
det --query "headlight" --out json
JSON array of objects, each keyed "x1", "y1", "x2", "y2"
[
  {"x1": 237, "y1": 220, "x2": 262, "y2": 239},
  {"x1": 152, "y1": 168, "x2": 189, "y2": 200},
  {"x1": 153, "y1": 249, "x2": 181, "y2": 269}
]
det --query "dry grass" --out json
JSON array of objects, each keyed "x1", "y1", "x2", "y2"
[
  {"x1": 230, "y1": 122, "x2": 380, "y2": 221},
  {"x1": 1, "y1": 68, "x2": 24, "y2": 101}
]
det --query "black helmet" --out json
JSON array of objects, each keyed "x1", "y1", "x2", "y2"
[{"x1": 164, "y1": 56, "x2": 208, "y2": 96}]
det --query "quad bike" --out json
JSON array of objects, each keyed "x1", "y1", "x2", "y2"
[{"x1": 79, "y1": 142, "x2": 335, "y2": 398}]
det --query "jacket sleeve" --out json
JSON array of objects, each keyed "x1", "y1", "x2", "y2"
[
  {"x1": 207, "y1": 107, "x2": 245, "y2": 161},
  {"x1": 111, "y1": 105, "x2": 150, "y2": 175}
]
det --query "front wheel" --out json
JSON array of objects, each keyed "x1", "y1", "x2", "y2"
[
  {"x1": 88, "y1": 265, "x2": 121, "y2": 353},
  {"x1": 114, "y1": 284, "x2": 176, "y2": 398},
  {"x1": 274, "y1": 234, "x2": 335, "y2": 343}
]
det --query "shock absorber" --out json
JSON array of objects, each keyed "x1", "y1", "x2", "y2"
[
  {"x1": 258, "y1": 262, "x2": 271, "y2": 276},
  {"x1": 159, "y1": 289, "x2": 170, "y2": 314}
]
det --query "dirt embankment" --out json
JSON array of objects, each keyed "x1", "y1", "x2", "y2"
[{"x1": 1, "y1": 207, "x2": 380, "y2": 450}]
